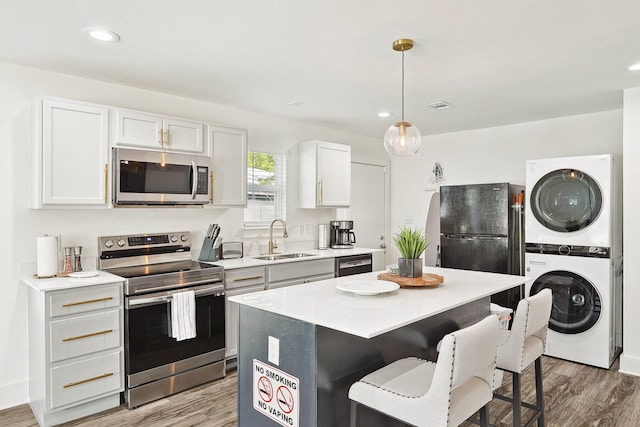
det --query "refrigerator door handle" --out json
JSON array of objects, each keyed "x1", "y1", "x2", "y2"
[{"x1": 442, "y1": 235, "x2": 504, "y2": 240}]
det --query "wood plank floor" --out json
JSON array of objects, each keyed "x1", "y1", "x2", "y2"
[{"x1": 3, "y1": 357, "x2": 640, "y2": 426}]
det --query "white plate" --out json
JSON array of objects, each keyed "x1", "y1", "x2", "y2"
[
  {"x1": 68, "y1": 271, "x2": 100, "y2": 278},
  {"x1": 337, "y1": 279, "x2": 399, "y2": 296}
]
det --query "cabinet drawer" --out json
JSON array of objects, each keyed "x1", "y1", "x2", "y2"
[
  {"x1": 50, "y1": 351, "x2": 122, "y2": 409},
  {"x1": 267, "y1": 258, "x2": 335, "y2": 283},
  {"x1": 50, "y1": 309, "x2": 121, "y2": 363},
  {"x1": 225, "y1": 267, "x2": 266, "y2": 290},
  {"x1": 49, "y1": 283, "x2": 122, "y2": 318}
]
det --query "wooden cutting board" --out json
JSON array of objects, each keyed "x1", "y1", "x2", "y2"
[{"x1": 377, "y1": 272, "x2": 444, "y2": 288}]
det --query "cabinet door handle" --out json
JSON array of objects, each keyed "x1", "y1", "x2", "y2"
[
  {"x1": 318, "y1": 179, "x2": 323, "y2": 205},
  {"x1": 63, "y1": 372, "x2": 114, "y2": 389},
  {"x1": 211, "y1": 169, "x2": 215, "y2": 204},
  {"x1": 103, "y1": 163, "x2": 108, "y2": 204},
  {"x1": 158, "y1": 129, "x2": 164, "y2": 146},
  {"x1": 62, "y1": 297, "x2": 113, "y2": 308},
  {"x1": 63, "y1": 329, "x2": 113, "y2": 342},
  {"x1": 233, "y1": 276, "x2": 264, "y2": 282},
  {"x1": 164, "y1": 129, "x2": 170, "y2": 146}
]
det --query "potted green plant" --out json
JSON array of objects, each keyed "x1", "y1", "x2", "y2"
[{"x1": 393, "y1": 226, "x2": 429, "y2": 278}]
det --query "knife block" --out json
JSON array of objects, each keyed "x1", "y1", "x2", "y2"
[{"x1": 198, "y1": 236, "x2": 222, "y2": 262}]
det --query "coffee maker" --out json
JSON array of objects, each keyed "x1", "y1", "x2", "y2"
[{"x1": 330, "y1": 220, "x2": 356, "y2": 249}]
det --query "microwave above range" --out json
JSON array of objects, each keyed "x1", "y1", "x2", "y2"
[{"x1": 113, "y1": 148, "x2": 211, "y2": 206}]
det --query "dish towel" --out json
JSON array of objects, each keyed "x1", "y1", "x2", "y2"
[{"x1": 170, "y1": 290, "x2": 197, "y2": 341}]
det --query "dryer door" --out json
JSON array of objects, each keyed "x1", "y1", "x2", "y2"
[
  {"x1": 530, "y1": 270, "x2": 601, "y2": 334},
  {"x1": 529, "y1": 168, "x2": 603, "y2": 233}
]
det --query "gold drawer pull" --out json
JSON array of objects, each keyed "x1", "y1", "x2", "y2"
[
  {"x1": 62, "y1": 297, "x2": 113, "y2": 308},
  {"x1": 63, "y1": 372, "x2": 114, "y2": 389},
  {"x1": 63, "y1": 329, "x2": 113, "y2": 342},
  {"x1": 233, "y1": 276, "x2": 264, "y2": 282}
]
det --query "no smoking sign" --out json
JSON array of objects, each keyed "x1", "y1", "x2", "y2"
[{"x1": 253, "y1": 359, "x2": 299, "y2": 427}]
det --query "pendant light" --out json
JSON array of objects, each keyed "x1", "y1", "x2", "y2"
[{"x1": 384, "y1": 39, "x2": 421, "y2": 156}]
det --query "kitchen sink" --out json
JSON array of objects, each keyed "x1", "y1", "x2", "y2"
[{"x1": 253, "y1": 253, "x2": 315, "y2": 261}]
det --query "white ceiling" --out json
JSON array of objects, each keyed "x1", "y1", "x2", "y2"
[{"x1": 2, "y1": 0, "x2": 640, "y2": 139}]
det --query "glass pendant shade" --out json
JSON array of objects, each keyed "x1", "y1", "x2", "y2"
[{"x1": 384, "y1": 121, "x2": 421, "y2": 156}]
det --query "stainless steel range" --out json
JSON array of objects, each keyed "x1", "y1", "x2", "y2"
[{"x1": 98, "y1": 231, "x2": 225, "y2": 409}]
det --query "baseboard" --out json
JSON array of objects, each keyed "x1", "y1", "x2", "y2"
[
  {"x1": 0, "y1": 379, "x2": 28, "y2": 410},
  {"x1": 618, "y1": 352, "x2": 640, "y2": 377}
]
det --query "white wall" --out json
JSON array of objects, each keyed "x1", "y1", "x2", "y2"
[
  {"x1": 620, "y1": 87, "x2": 640, "y2": 376},
  {"x1": 387, "y1": 110, "x2": 623, "y2": 260},
  {"x1": 0, "y1": 61, "x2": 386, "y2": 409}
]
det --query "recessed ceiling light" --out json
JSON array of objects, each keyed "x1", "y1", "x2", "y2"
[
  {"x1": 83, "y1": 27, "x2": 120, "y2": 42},
  {"x1": 628, "y1": 63, "x2": 640, "y2": 71},
  {"x1": 288, "y1": 100, "x2": 303, "y2": 106},
  {"x1": 377, "y1": 111, "x2": 392, "y2": 118}
]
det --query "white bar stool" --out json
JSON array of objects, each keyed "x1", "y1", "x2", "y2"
[
  {"x1": 348, "y1": 315, "x2": 499, "y2": 427},
  {"x1": 492, "y1": 288, "x2": 552, "y2": 427}
]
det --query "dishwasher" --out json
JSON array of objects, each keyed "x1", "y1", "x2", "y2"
[{"x1": 334, "y1": 253, "x2": 373, "y2": 276}]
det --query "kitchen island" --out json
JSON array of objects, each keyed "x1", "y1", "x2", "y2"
[{"x1": 230, "y1": 267, "x2": 530, "y2": 426}]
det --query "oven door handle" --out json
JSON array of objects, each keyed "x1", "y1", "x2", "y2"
[
  {"x1": 127, "y1": 285, "x2": 224, "y2": 308},
  {"x1": 132, "y1": 277, "x2": 224, "y2": 294}
]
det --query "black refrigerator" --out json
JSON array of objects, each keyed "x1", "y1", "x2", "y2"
[{"x1": 439, "y1": 183, "x2": 525, "y2": 311}]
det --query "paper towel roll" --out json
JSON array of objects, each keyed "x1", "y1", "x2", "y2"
[{"x1": 37, "y1": 235, "x2": 58, "y2": 278}]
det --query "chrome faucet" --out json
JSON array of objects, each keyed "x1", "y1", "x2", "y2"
[{"x1": 268, "y1": 218, "x2": 288, "y2": 254}]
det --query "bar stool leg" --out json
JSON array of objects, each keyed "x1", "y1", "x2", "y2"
[
  {"x1": 350, "y1": 401, "x2": 357, "y2": 427},
  {"x1": 535, "y1": 357, "x2": 545, "y2": 427},
  {"x1": 479, "y1": 405, "x2": 489, "y2": 427},
  {"x1": 512, "y1": 372, "x2": 522, "y2": 426}
]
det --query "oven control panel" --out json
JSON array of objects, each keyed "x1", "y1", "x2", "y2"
[{"x1": 99, "y1": 231, "x2": 191, "y2": 251}]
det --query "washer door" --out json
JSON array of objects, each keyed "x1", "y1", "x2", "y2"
[
  {"x1": 530, "y1": 271, "x2": 601, "y2": 334},
  {"x1": 530, "y1": 168, "x2": 603, "y2": 232}
]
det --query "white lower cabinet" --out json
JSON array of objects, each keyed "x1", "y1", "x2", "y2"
[
  {"x1": 50, "y1": 351, "x2": 122, "y2": 409},
  {"x1": 28, "y1": 281, "x2": 124, "y2": 427},
  {"x1": 265, "y1": 258, "x2": 335, "y2": 289},
  {"x1": 225, "y1": 260, "x2": 335, "y2": 362},
  {"x1": 49, "y1": 309, "x2": 121, "y2": 363},
  {"x1": 225, "y1": 267, "x2": 266, "y2": 360}
]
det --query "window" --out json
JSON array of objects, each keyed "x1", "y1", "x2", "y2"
[{"x1": 244, "y1": 150, "x2": 286, "y2": 226}]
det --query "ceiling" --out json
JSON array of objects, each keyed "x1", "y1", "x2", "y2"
[{"x1": 2, "y1": 0, "x2": 640, "y2": 139}]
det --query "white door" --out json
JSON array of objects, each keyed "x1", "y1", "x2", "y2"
[{"x1": 350, "y1": 162, "x2": 388, "y2": 270}]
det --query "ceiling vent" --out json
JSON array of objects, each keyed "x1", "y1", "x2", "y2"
[{"x1": 425, "y1": 101, "x2": 452, "y2": 110}]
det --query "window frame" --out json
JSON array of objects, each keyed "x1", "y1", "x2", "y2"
[{"x1": 244, "y1": 148, "x2": 287, "y2": 228}]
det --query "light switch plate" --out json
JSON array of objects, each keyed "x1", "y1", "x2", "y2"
[{"x1": 268, "y1": 336, "x2": 280, "y2": 365}]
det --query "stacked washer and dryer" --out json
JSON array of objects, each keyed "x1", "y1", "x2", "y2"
[{"x1": 525, "y1": 154, "x2": 623, "y2": 369}]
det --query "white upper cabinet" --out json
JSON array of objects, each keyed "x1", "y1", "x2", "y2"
[
  {"x1": 114, "y1": 109, "x2": 204, "y2": 154},
  {"x1": 298, "y1": 140, "x2": 351, "y2": 208},
  {"x1": 34, "y1": 98, "x2": 109, "y2": 208},
  {"x1": 208, "y1": 125, "x2": 247, "y2": 207}
]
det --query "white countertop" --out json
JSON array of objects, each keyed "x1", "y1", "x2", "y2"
[
  {"x1": 21, "y1": 247, "x2": 380, "y2": 292},
  {"x1": 229, "y1": 267, "x2": 532, "y2": 339},
  {"x1": 22, "y1": 271, "x2": 125, "y2": 292},
  {"x1": 210, "y1": 247, "x2": 382, "y2": 270}
]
